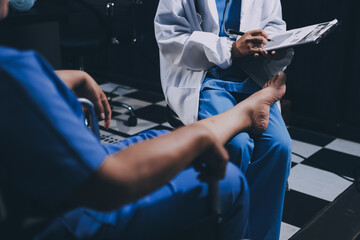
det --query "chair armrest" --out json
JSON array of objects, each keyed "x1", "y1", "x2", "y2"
[{"x1": 78, "y1": 98, "x2": 100, "y2": 139}]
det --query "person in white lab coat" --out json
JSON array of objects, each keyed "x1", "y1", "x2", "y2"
[{"x1": 155, "y1": 0, "x2": 294, "y2": 239}]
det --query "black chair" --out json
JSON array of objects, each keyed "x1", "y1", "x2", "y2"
[
  {"x1": 78, "y1": 98, "x2": 101, "y2": 137},
  {"x1": 165, "y1": 105, "x2": 185, "y2": 129},
  {"x1": 107, "y1": 94, "x2": 138, "y2": 127}
]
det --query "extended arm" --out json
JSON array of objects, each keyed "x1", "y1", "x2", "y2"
[{"x1": 73, "y1": 124, "x2": 229, "y2": 211}]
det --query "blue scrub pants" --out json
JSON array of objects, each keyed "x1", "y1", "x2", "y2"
[
  {"x1": 35, "y1": 130, "x2": 250, "y2": 240},
  {"x1": 199, "y1": 88, "x2": 292, "y2": 240}
]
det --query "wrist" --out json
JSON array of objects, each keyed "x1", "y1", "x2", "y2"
[
  {"x1": 190, "y1": 124, "x2": 218, "y2": 150},
  {"x1": 231, "y1": 42, "x2": 241, "y2": 59}
]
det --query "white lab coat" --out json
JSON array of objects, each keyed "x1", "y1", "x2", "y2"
[{"x1": 154, "y1": 0, "x2": 294, "y2": 125}]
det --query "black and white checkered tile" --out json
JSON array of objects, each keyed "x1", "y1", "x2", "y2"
[
  {"x1": 98, "y1": 82, "x2": 172, "y2": 142},
  {"x1": 281, "y1": 128, "x2": 360, "y2": 239},
  {"x1": 99, "y1": 82, "x2": 360, "y2": 240}
]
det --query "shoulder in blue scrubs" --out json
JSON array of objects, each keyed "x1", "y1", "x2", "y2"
[{"x1": 0, "y1": 46, "x2": 107, "y2": 209}]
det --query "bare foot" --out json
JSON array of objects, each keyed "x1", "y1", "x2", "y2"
[{"x1": 242, "y1": 72, "x2": 286, "y2": 134}]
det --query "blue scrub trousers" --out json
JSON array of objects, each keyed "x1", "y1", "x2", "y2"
[
  {"x1": 199, "y1": 82, "x2": 292, "y2": 239},
  {"x1": 35, "y1": 130, "x2": 250, "y2": 240},
  {"x1": 204, "y1": 0, "x2": 291, "y2": 238}
]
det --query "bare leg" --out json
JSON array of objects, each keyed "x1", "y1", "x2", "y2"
[
  {"x1": 245, "y1": 71, "x2": 286, "y2": 135},
  {"x1": 195, "y1": 72, "x2": 286, "y2": 145}
]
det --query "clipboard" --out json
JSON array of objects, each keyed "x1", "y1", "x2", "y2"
[{"x1": 263, "y1": 19, "x2": 340, "y2": 51}]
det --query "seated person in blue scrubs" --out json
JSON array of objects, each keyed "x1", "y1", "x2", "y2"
[{"x1": 0, "y1": 0, "x2": 286, "y2": 239}]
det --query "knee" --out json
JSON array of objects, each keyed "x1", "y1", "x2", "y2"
[
  {"x1": 220, "y1": 163, "x2": 249, "y2": 209},
  {"x1": 229, "y1": 133, "x2": 254, "y2": 150},
  {"x1": 277, "y1": 130, "x2": 292, "y2": 156},
  {"x1": 272, "y1": 131, "x2": 292, "y2": 167},
  {"x1": 227, "y1": 133, "x2": 254, "y2": 170}
]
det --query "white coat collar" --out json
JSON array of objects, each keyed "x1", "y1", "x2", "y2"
[{"x1": 202, "y1": 0, "x2": 256, "y2": 33}]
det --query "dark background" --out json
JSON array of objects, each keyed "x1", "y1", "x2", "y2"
[
  {"x1": 0, "y1": 0, "x2": 359, "y2": 142},
  {"x1": 280, "y1": 0, "x2": 360, "y2": 142}
]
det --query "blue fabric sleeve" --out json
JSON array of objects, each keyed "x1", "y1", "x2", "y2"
[
  {"x1": 0, "y1": 48, "x2": 108, "y2": 207},
  {"x1": 102, "y1": 129, "x2": 170, "y2": 155}
]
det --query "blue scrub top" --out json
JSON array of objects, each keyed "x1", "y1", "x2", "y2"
[
  {"x1": 0, "y1": 46, "x2": 110, "y2": 217},
  {"x1": 216, "y1": 0, "x2": 241, "y2": 37},
  {"x1": 203, "y1": 0, "x2": 259, "y2": 94}
]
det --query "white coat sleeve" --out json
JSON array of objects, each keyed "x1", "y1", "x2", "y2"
[{"x1": 154, "y1": 0, "x2": 233, "y2": 71}]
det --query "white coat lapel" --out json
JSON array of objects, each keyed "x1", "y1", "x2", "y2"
[{"x1": 240, "y1": 0, "x2": 259, "y2": 32}]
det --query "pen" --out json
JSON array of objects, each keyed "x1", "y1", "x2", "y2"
[{"x1": 227, "y1": 29, "x2": 274, "y2": 42}]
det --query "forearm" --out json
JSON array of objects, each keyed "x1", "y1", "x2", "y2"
[
  {"x1": 55, "y1": 70, "x2": 87, "y2": 90},
  {"x1": 111, "y1": 104, "x2": 252, "y2": 185},
  {"x1": 75, "y1": 104, "x2": 252, "y2": 212},
  {"x1": 74, "y1": 125, "x2": 216, "y2": 211}
]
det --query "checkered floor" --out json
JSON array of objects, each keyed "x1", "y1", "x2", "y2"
[{"x1": 99, "y1": 82, "x2": 360, "y2": 240}]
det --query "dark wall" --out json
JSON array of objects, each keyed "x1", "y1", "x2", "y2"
[
  {"x1": 58, "y1": 0, "x2": 162, "y2": 92},
  {"x1": 5, "y1": 0, "x2": 161, "y2": 92},
  {"x1": 102, "y1": 0, "x2": 161, "y2": 91},
  {"x1": 0, "y1": 1, "x2": 63, "y2": 69},
  {"x1": 281, "y1": 0, "x2": 360, "y2": 141}
]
